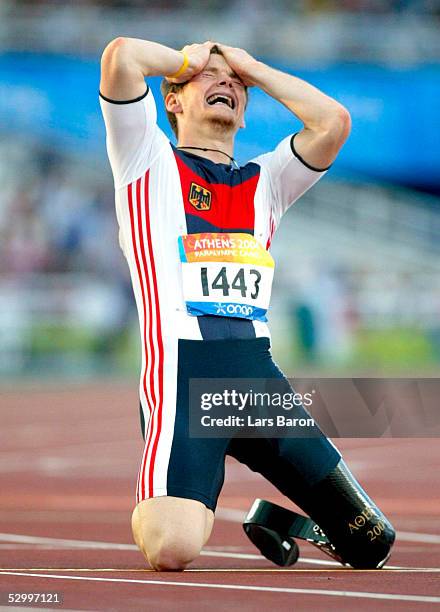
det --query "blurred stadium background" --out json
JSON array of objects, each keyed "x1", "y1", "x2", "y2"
[{"x1": 1, "y1": 0, "x2": 440, "y2": 382}]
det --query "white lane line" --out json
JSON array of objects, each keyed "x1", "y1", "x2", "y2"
[
  {"x1": 0, "y1": 571, "x2": 439, "y2": 604},
  {"x1": 397, "y1": 532, "x2": 440, "y2": 544},
  {"x1": 0, "y1": 533, "x2": 135, "y2": 551},
  {"x1": 0, "y1": 533, "x2": 439, "y2": 572},
  {"x1": 216, "y1": 507, "x2": 246, "y2": 521},
  {"x1": 1, "y1": 567, "x2": 439, "y2": 574},
  {"x1": 2, "y1": 508, "x2": 439, "y2": 548},
  {"x1": 0, "y1": 533, "x2": 266, "y2": 559},
  {"x1": 216, "y1": 507, "x2": 440, "y2": 544}
]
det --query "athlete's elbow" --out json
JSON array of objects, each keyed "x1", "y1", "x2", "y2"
[
  {"x1": 103, "y1": 37, "x2": 128, "y2": 54},
  {"x1": 325, "y1": 104, "x2": 351, "y2": 144},
  {"x1": 101, "y1": 37, "x2": 130, "y2": 67},
  {"x1": 313, "y1": 105, "x2": 350, "y2": 152}
]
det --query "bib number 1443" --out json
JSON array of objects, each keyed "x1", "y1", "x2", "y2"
[
  {"x1": 178, "y1": 232, "x2": 275, "y2": 321},
  {"x1": 200, "y1": 266, "x2": 261, "y2": 300}
]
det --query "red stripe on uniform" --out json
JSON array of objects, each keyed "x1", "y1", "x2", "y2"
[
  {"x1": 136, "y1": 177, "x2": 157, "y2": 417},
  {"x1": 133, "y1": 172, "x2": 163, "y2": 500},
  {"x1": 134, "y1": 175, "x2": 158, "y2": 501},
  {"x1": 141, "y1": 171, "x2": 164, "y2": 498},
  {"x1": 128, "y1": 181, "x2": 154, "y2": 503},
  {"x1": 127, "y1": 182, "x2": 152, "y2": 417}
]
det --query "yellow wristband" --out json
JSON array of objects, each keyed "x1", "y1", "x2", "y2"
[{"x1": 167, "y1": 52, "x2": 189, "y2": 79}]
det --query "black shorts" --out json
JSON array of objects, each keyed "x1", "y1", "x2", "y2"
[{"x1": 136, "y1": 337, "x2": 340, "y2": 511}]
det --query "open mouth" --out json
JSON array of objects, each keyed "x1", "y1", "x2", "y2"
[{"x1": 206, "y1": 93, "x2": 235, "y2": 110}]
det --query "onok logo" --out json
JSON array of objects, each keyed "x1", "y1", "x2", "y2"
[{"x1": 226, "y1": 304, "x2": 253, "y2": 316}]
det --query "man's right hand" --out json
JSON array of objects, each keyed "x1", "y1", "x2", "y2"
[{"x1": 166, "y1": 41, "x2": 214, "y2": 84}]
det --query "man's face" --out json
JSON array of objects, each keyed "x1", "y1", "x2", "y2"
[{"x1": 168, "y1": 54, "x2": 247, "y2": 136}]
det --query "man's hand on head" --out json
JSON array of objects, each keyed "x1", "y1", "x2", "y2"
[
  {"x1": 166, "y1": 41, "x2": 214, "y2": 84},
  {"x1": 214, "y1": 44, "x2": 260, "y2": 87}
]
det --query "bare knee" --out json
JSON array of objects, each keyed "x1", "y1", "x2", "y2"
[
  {"x1": 131, "y1": 497, "x2": 213, "y2": 571},
  {"x1": 147, "y1": 536, "x2": 201, "y2": 571}
]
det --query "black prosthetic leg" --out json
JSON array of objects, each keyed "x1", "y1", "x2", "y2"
[{"x1": 244, "y1": 459, "x2": 395, "y2": 569}]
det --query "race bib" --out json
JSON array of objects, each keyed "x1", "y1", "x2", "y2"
[{"x1": 179, "y1": 232, "x2": 275, "y2": 321}]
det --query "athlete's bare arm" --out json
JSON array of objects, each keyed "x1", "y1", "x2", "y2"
[
  {"x1": 217, "y1": 44, "x2": 351, "y2": 170},
  {"x1": 100, "y1": 38, "x2": 213, "y2": 101}
]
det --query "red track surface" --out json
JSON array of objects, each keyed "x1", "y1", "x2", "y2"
[{"x1": 0, "y1": 382, "x2": 439, "y2": 611}]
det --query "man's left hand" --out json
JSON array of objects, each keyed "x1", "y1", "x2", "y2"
[{"x1": 216, "y1": 44, "x2": 260, "y2": 87}]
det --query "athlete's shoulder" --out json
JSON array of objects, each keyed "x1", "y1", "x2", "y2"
[{"x1": 100, "y1": 86, "x2": 171, "y2": 189}]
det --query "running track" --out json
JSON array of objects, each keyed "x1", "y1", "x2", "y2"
[{"x1": 0, "y1": 382, "x2": 439, "y2": 611}]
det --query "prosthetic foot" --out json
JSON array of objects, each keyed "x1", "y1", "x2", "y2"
[{"x1": 243, "y1": 460, "x2": 395, "y2": 569}]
